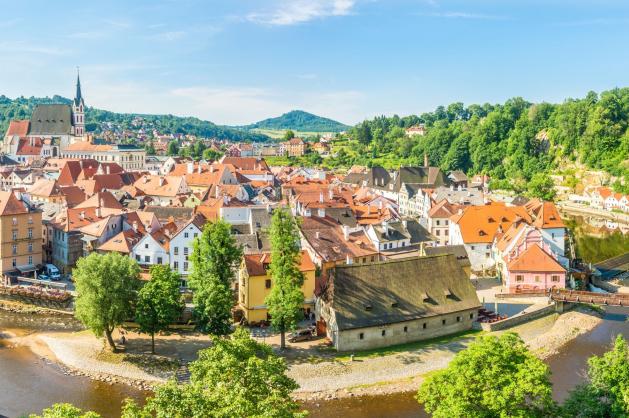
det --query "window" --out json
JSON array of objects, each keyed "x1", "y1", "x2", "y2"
[
  {"x1": 551, "y1": 232, "x2": 555, "y2": 239},
  {"x1": 535, "y1": 275, "x2": 541, "y2": 283},
  {"x1": 381, "y1": 330, "x2": 386, "y2": 337},
  {"x1": 436, "y1": 230, "x2": 440, "y2": 236},
  {"x1": 135, "y1": 255, "x2": 140, "y2": 261},
  {"x1": 12, "y1": 217, "x2": 17, "y2": 226},
  {"x1": 28, "y1": 255, "x2": 32, "y2": 265},
  {"x1": 184, "y1": 232, "x2": 189, "y2": 238},
  {"x1": 470, "y1": 245, "x2": 475, "y2": 250},
  {"x1": 359, "y1": 333, "x2": 364, "y2": 340},
  {"x1": 183, "y1": 262, "x2": 188, "y2": 271},
  {"x1": 436, "y1": 220, "x2": 440, "y2": 226},
  {"x1": 456, "y1": 316, "x2": 461, "y2": 322},
  {"x1": 184, "y1": 247, "x2": 189, "y2": 256},
  {"x1": 445, "y1": 229, "x2": 449, "y2": 236},
  {"x1": 194, "y1": 233, "x2": 198, "y2": 238},
  {"x1": 173, "y1": 261, "x2": 179, "y2": 269},
  {"x1": 265, "y1": 279, "x2": 272, "y2": 289},
  {"x1": 145, "y1": 243, "x2": 149, "y2": 249},
  {"x1": 469, "y1": 313, "x2": 474, "y2": 319},
  {"x1": 144, "y1": 256, "x2": 150, "y2": 263},
  {"x1": 12, "y1": 258, "x2": 16, "y2": 267},
  {"x1": 423, "y1": 323, "x2": 427, "y2": 329},
  {"x1": 28, "y1": 228, "x2": 32, "y2": 238},
  {"x1": 11, "y1": 244, "x2": 17, "y2": 255},
  {"x1": 551, "y1": 275, "x2": 560, "y2": 283},
  {"x1": 174, "y1": 247, "x2": 179, "y2": 255},
  {"x1": 12, "y1": 230, "x2": 17, "y2": 241},
  {"x1": 28, "y1": 242, "x2": 32, "y2": 253},
  {"x1": 371, "y1": 256, "x2": 375, "y2": 262},
  {"x1": 403, "y1": 326, "x2": 408, "y2": 333},
  {"x1": 28, "y1": 216, "x2": 33, "y2": 224},
  {"x1": 442, "y1": 319, "x2": 446, "y2": 325},
  {"x1": 516, "y1": 275, "x2": 524, "y2": 282},
  {"x1": 157, "y1": 257, "x2": 163, "y2": 264}
]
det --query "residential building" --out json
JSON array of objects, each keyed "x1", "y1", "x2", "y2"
[
  {"x1": 237, "y1": 251, "x2": 316, "y2": 323},
  {"x1": 0, "y1": 191, "x2": 42, "y2": 274},
  {"x1": 168, "y1": 214, "x2": 206, "y2": 283},
  {"x1": 280, "y1": 137, "x2": 306, "y2": 157},
  {"x1": 62, "y1": 141, "x2": 146, "y2": 171}
]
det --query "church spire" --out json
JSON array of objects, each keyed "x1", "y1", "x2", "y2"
[{"x1": 74, "y1": 67, "x2": 83, "y2": 106}]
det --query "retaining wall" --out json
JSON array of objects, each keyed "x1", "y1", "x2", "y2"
[{"x1": 478, "y1": 303, "x2": 558, "y2": 332}]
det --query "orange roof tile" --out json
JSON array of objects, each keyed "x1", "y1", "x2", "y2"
[
  {"x1": 244, "y1": 251, "x2": 315, "y2": 276},
  {"x1": 508, "y1": 244, "x2": 565, "y2": 273},
  {"x1": 6, "y1": 120, "x2": 30, "y2": 137},
  {"x1": 452, "y1": 202, "x2": 532, "y2": 244}
]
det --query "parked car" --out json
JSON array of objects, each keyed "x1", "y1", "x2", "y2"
[
  {"x1": 288, "y1": 327, "x2": 315, "y2": 343},
  {"x1": 38, "y1": 274, "x2": 51, "y2": 281},
  {"x1": 44, "y1": 264, "x2": 61, "y2": 281}
]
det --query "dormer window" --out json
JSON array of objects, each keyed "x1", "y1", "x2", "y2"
[
  {"x1": 487, "y1": 217, "x2": 495, "y2": 223},
  {"x1": 364, "y1": 304, "x2": 372, "y2": 311}
]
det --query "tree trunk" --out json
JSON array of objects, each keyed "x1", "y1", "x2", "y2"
[
  {"x1": 104, "y1": 328, "x2": 117, "y2": 352},
  {"x1": 151, "y1": 333, "x2": 155, "y2": 354},
  {"x1": 280, "y1": 319, "x2": 286, "y2": 349}
]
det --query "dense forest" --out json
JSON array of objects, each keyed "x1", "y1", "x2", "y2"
[
  {"x1": 329, "y1": 88, "x2": 628, "y2": 194},
  {"x1": 0, "y1": 95, "x2": 269, "y2": 142},
  {"x1": 243, "y1": 110, "x2": 350, "y2": 132}
]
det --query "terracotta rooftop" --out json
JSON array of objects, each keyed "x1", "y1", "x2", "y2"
[
  {"x1": 508, "y1": 244, "x2": 566, "y2": 273},
  {"x1": 243, "y1": 251, "x2": 315, "y2": 277}
]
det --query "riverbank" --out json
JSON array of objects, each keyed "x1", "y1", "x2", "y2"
[{"x1": 9, "y1": 306, "x2": 602, "y2": 402}]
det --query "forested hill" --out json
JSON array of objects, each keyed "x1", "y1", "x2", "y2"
[
  {"x1": 333, "y1": 88, "x2": 628, "y2": 194},
  {"x1": 243, "y1": 110, "x2": 350, "y2": 132},
  {"x1": 0, "y1": 95, "x2": 269, "y2": 142}
]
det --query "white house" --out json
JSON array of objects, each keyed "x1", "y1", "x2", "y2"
[
  {"x1": 132, "y1": 230, "x2": 170, "y2": 268},
  {"x1": 169, "y1": 215, "x2": 205, "y2": 283}
]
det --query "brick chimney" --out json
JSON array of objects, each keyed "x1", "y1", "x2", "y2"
[{"x1": 424, "y1": 153, "x2": 429, "y2": 167}]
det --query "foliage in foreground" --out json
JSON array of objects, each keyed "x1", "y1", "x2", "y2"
[
  {"x1": 74, "y1": 252, "x2": 140, "y2": 351},
  {"x1": 122, "y1": 327, "x2": 305, "y2": 418},
  {"x1": 188, "y1": 219, "x2": 243, "y2": 335},
  {"x1": 28, "y1": 403, "x2": 102, "y2": 418},
  {"x1": 265, "y1": 209, "x2": 305, "y2": 349},
  {"x1": 417, "y1": 333, "x2": 558, "y2": 418}
]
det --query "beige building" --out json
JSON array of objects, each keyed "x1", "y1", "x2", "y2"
[
  {"x1": 62, "y1": 141, "x2": 146, "y2": 171},
  {"x1": 0, "y1": 191, "x2": 42, "y2": 274}
]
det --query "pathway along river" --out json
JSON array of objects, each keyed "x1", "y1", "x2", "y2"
[{"x1": 1, "y1": 307, "x2": 628, "y2": 418}]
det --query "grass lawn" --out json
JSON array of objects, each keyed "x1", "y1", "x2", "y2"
[{"x1": 332, "y1": 329, "x2": 483, "y2": 361}]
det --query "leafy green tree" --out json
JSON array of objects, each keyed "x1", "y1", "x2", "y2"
[
  {"x1": 74, "y1": 252, "x2": 140, "y2": 351},
  {"x1": 417, "y1": 333, "x2": 557, "y2": 418},
  {"x1": 202, "y1": 148, "x2": 223, "y2": 161},
  {"x1": 29, "y1": 404, "x2": 102, "y2": 418},
  {"x1": 167, "y1": 140, "x2": 179, "y2": 156},
  {"x1": 145, "y1": 140, "x2": 156, "y2": 156},
  {"x1": 188, "y1": 219, "x2": 243, "y2": 335},
  {"x1": 283, "y1": 129, "x2": 295, "y2": 141},
  {"x1": 135, "y1": 265, "x2": 184, "y2": 354},
  {"x1": 123, "y1": 328, "x2": 305, "y2": 418},
  {"x1": 563, "y1": 335, "x2": 629, "y2": 417},
  {"x1": 527, "y1": 172, "x2": 556, "y2": 201},
  {"x1": 265, "y1": 210, "x2": 305, "y2": 349}
]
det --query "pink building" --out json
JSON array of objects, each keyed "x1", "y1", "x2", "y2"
[{"x1": 504, "y1": 244, "x2": 566, "y2": 291}]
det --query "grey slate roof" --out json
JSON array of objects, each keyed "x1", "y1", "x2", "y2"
[
  {"x1": 325, "y1": 255, "x2": 481, "y2": 330},
  {"x1": 29, "y1": 105, "x2": 73, "y2": 135},
  {"x1": 373, "y1": 219, "x2": 434, "y2": 244},
  {"x1": 424, "y1": 245, "x2": 471, "y2": 268},
  {"x1": 594, "y1": 252, "x2": 629, "y2": 280}
]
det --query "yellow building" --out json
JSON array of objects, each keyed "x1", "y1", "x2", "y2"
[
  {"x1": 238, "y1": 251, "x2": 316, "y2": 324},
  {"x1": 0, "y1": 191, "x2": 43, "y2": 274}
]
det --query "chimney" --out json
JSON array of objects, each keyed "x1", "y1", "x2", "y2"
[
  {"x1": 106, "y1": 165, "x2": 110, "y2": 175},
  {"x1": 346, "y1": 254, "x2": 352, "y2": 265},
  {"x1": 198, "y1": 164, "x2": 202, "y2": 174},
  {"x1": 367, "y1": 205, "x2": 371, "y2": 214},
  {"x1": 379, "y1": 201, "x2": 383, "y2": 210},
  {"x1": 402, "y1": 219, "x2": 408, "y2": 229},
  {"x1": 99, "y1": 198, "x2": 104, "y2": 207},
  {"x1": 315, "y1": 231, "x2": 320, "y2": 239},
  {"x1": 132, "y1": 221, "x2": 138, "y2": 232},
  {"x1": 80, "y1": 211, "x2": 85, "y2": 220},
  {"x1": 424, "y1": 153, "x2": 429, "y2": 167},
  {"x1": 95, "y1": 207, "x2": 101, "y2": 218},
  {"x1": 319, "y1": 191, "x2": 324, "y2": 203},
  {"x1": 343, "y1": 225, "x2": 350, "y2": 241},
  {"x1": 382, "y1": 220, "x2": 389, "y2": 237},
  {"x1": 187, "y1": 162, "x2": 194, "y2": 174},
  {"x1": 159, "y1": 177, "x2": 166, "y2": 187},
  {"x1": 329, "y1": 189, "x2": 333, "y2": 200},
  {"x1": 143, "y1": 176, "x2": 148, "y2": 184}
]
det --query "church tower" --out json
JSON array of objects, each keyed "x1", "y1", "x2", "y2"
[{"x1": 72, "y1": 68, "x2": 85, "y2": 138}]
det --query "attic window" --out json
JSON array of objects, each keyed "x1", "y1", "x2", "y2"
[
  {"x1": 421, "y1": 292, "x2": 431, "y2": 303},
  {"x1": 478, "y1": 230, "x2": 486, "y2": 236},
  {"x1": 364, "y1": 304, "x2": 373, "y2": 311},
  {"x1": 501, "y1": 217, "x2": 509, "y2": 222},
  {"x1": 487, "y1": 217, "x2": 495, "y2": 223},
  {"x1": 445, "y1": 289, "x2": 460, "y2": 301},
  {"x1": 391, "y1": 301, "x2": 399, "y2": 308}
]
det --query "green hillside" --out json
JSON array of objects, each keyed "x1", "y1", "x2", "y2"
[
  {"x1": 0, "y1": 95, "x2": 269, "y2": 142},
  {"x1": 243, "y1": 110, "x2": 350, "y2": 133}
]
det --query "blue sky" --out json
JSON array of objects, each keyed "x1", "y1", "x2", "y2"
[{"x1": 1, "y1": 0, "x2": 629, "y2": 125}]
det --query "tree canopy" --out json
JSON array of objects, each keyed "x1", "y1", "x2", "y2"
[
  {"x1": 122, "y1": 328, "x2": 306, "y2": 418},
  {"x1": 74, "y1": 252, "x2": 140, "y2": 351},
  {"x1": 417, "y1": 333, "x2": 557, "y2": 418},
  {"x1": 265, "y1": 209, "x2": 305, "y2": 349},
  {"x1": 188, "y1": 219, "x2": 243, "y2": 335},
  {"x1": 29, "y1": 403, "x2": 102, "y2": 418},
  {"x1": 135, "y1": 265, "x2": 184, "y2": 354}
]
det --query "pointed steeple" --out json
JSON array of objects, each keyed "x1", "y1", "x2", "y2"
[{"x1": 74, "y1": 67, "x2": 83, "y2": 106}]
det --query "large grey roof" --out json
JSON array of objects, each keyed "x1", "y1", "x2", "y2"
[
  {"x1": 424, "y1": 245, "x2": 471, "y2": 268},
  {"x1": 325, "y1": 255, "x2": 481, "y2": 330},
  {"x1": 29, "y1": 104, "x2": 73, "y2": 135}
]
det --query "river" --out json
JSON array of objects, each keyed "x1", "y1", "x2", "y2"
[{"x1": 1, "y1": 308, "x2": 628, "y2": 418}]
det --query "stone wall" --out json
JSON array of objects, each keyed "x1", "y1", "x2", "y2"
[
  {"x1": 334, "y1": 308, "x2": 478, "y2": 352},
  {"x1": 478, "y1": 303, "x2": 557, "y2": 332}
]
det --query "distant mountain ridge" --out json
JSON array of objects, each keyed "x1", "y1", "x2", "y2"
[
  {"x1": 0, "y1": 95, "x2": 269, "y2": 142},
  {"x1": 243, "y1": 110, "x2": 350, "y2": 133}
]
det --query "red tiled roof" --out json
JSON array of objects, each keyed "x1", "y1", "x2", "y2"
[
  {"x1": 508, "y1": 244, "x2": 565, "y2": 273},
  {"x1": 244, "y1": 251, "x2": 315, "y2": 277},
  {"x1": 6, "y1": 120, "x2": 30, "y2": 137}
]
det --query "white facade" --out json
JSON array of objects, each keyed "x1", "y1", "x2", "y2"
[
  {"x1": 132, "y1": 234, "x2": 169, "y2": 266},
  {"x1": 169, "y1": 222, "x2": 202, "y2": 280},
  {"x1": 448, "y1": 223, "x2": 493, "y2": 271}
]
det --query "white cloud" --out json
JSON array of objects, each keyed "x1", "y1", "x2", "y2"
[{"x1": 247, "y1": 0, "x2": 356, "y2": 26}]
